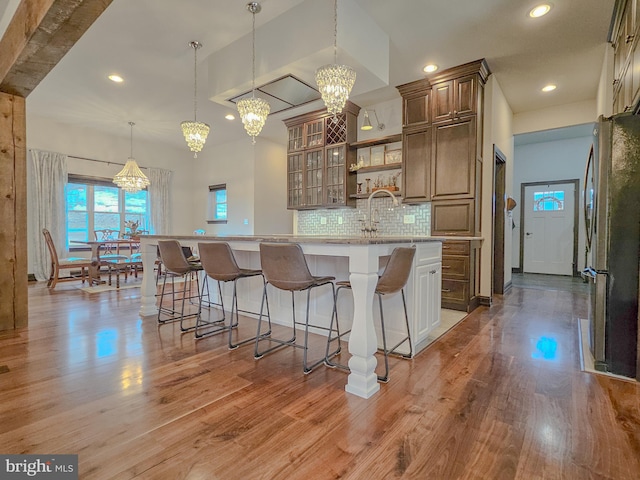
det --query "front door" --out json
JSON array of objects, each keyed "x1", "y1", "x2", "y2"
[{"x1": 522, "y1": 182, "x2": 575, "y2": 275}]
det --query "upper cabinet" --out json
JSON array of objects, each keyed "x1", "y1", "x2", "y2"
[
  {"x1": 284, "y1": 102, "x2": 359, "y2": 209},
  {"x1": 611, "y1": 0, "x2": 640, "y2": 114},
  {"x1": 397, "y1": 59, "x2": 490, "y2": 236},
  {"x1": 431, "y1": 75, "x2": 478, "y2": 122}
]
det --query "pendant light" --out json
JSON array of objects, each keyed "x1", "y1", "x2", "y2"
[
  {"x1": 113, "y1": 122, "x2": 150, "y2": 193},
  {"x1": 237, "y1": 2, "x2": 270, "y2": 144},
  {"x1": 315, "y1": 0, "x2": 356, "y2": 116},
  {"x1": 181, "y1": 41, "x2": 210, "y2": 157}
]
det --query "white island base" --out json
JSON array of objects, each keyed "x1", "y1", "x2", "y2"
[{"x1": 138, "y1": 235, "x2": 442, "y2": 399}]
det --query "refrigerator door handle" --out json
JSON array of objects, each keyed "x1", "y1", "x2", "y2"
[{"x1": 583, "y1": 144, "x2": 594, "y2": 251}]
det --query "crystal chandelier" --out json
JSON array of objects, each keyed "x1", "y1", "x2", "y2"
[
  {"x1": 237, "y1": 2, "x2": 270, "y2": 144},
  {"x1": 181, "y1": 41, "x2": 210, "y2": 157},
  {"x1": 113, "y1": 122, "x2": 150, "y2": 193},
  {"x1": 315, "y1": 0, "x2": 356, "y2": 116}
]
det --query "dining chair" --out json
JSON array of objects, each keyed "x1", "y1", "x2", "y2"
[
  {"x1": 325, "y1": 246, "x2": 415, "y2": 382},
  {"x1": 255, "y1": 243, "x2": 341, "y2": 374},
  {"x1": 156, "y1": 240, "x2": 209, "y2": 331},
  {"x1": 195, "y1": 242, "x2": 271, "y2": 348},
  {"x1": 42, "y1": 228, "x2": 94, "y2": 289},
  {"x1": 93, "y1": 229, "x2": 125, "y2": 257}
]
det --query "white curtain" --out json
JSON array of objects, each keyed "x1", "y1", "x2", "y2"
[
  {"x1": 148, "y1": 167, "x2": 171, "y2": 234},
  {"x1": 28, "y1": 149, "x2": 68, "y2": 281}
]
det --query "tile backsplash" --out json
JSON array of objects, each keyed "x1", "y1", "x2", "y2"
[{"x1": 296, "y1": 199, "x2": 430, "y2": 237}]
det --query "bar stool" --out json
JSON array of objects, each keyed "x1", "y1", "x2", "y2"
[
  {"x1": 157, "y1": 240, "x2": 209, "y2": 331},
  {"x1": 255, "y1": 243, "x2": 341, "y2": 374},
  {"x1": 326, "y1": 246, "x2": 415, "y2": 382},
  {"x1": 195, "y1": 242, "x2": 271, "y2": 348}
]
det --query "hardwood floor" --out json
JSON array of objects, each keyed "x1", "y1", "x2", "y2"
[{"x1": 1, "y1": 279, "x2": 639, "y2": 479}]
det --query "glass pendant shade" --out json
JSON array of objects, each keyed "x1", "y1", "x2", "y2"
[
  {"x1": 182, "y1": 41, "x2": 209, "y2": 157},
  {"x1": 315, "y1": 63, "x2": 356, "y2": 116},
  {"x1": 316, "y1": 0, "x2": 355, "y2": 115},
  {"x1": 113, "y1": 122, "x2": 150, "y2": 193},
  {"x1": 238, "y1": 96, "x2": 270, "y2": 143},
  {"x1": 181, "y1": 120, "x2": 210, "y2": 155},
  {"x1": 113, "y1": 158, "x2": 151, "y2": 192}
]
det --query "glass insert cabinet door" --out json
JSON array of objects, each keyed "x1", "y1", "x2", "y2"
[
  {"x1": 287, "y1": 153, "x2": 303, "y2": 208},
  {"x1": 305, "y1": 149, "x2": 323, "y2": 207},
  {"x1": 325, "y1": 145, "x2": 345, "y2": 205}
]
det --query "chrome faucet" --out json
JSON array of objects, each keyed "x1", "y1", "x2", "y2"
[{"x1": 361, "y1": 188, "x2": 399, "y2": 237}]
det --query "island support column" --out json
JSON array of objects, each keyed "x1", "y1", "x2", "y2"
[
  {"x1": 345, "y1": 245, "x2": 381, "y2": 398},
  {"x1": 139, "y1": 238, "x2": 159, "y2": 316}
]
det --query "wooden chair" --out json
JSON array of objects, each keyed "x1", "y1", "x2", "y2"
[
  {"x1": 42, "y1": 228, "x2": 94, "y2": 289},
  {"x1": 93, "y1": 229, "x2": 124, "y2": 257}
]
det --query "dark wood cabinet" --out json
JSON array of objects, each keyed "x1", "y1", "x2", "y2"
[
  {"x1": 611, "y1": 0, "x2": 640, "y2": 113},
  {"x1": 431, "y1": 75, "x2": 478, "y2": 123},
  {"x1": 441, "y1": 239, "x2": 481, "y2": 312},
  {"x1": 431, "y1": 116, "x2": 476, "y2": 200},
  {"x1": 284, "y1": 102, "x2": 359, "y2": 209},
  {"x1": 398, "y1": 59, "x2": 490, "y2": 311},
  {"x1": 402, "y1": 126, "x2": 432, "y2": 202}
]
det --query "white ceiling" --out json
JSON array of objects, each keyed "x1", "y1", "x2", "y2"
[{"x1": 1, "y1": 0, "x2": 615, "y2": 150}]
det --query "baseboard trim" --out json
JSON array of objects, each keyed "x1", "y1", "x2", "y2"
[{"x1": 503, "y1": 280, "x2": 513, "y2": 294}]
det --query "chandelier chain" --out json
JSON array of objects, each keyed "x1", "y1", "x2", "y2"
[
  {"x1": 129, "y1": 121, "x2": 134, "y2": 157},
  {"x1": 193, "y1": 43, "x2": 198, "y2": 121},
  {"x1": 252, "y1": 7, "x2": 256, "y2": 95},
  {"x1": 333, "y1": 0, "x2": 337, "y2": 64}
]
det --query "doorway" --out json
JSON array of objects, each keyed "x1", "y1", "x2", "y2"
[
  {"x1": 519, "y1": 179, "x2": 579, "y2": 276},
  {"x1": 492, "y1": 146, "x2": 507, "y2": 295}
]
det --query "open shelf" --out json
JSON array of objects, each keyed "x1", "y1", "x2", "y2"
[
  {"x1": 350, "y1": 164, "x2": 401, "y2": 174},
  {"x1": 349, "y1": 133, "x2": 402, "y2": 150},
  {"x1": 350, "y1": 190, "x2": 402, "y2": 199}
]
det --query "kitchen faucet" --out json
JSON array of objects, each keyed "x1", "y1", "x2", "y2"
[{"x1": 360, "y1": 188, "x2": 399, "y2": 237}]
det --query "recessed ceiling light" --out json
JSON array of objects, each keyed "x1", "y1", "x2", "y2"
[
  {"x1": 108, "y1": 74, "x2": 124, "y2": 83},
  {"x1": 423, "y1": 64, "x2": 438, "y2": 73},
  {"x1": 529, "y1": 4, "x2": 551, "y2": 18},
  {"x1": 542, "y1": 84, "x2": 557, "y2": 92},
  {"x1": 225, "y1": 114, "x2": 235, "y2": 120}
]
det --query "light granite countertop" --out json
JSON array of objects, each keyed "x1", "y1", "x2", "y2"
[{"x1": 142, "y1": 234, "x2": 484, "y2": 244}]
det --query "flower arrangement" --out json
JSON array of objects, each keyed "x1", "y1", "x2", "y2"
[{"x1": 125, "y1": 220, "x2": 140, "y2": 236}]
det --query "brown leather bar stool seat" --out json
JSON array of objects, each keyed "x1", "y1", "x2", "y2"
[
  {"x1": 326, "y1": 246, "x2": 415, "y2": 382},
  {"x1": 255, "y1": 243, "x2": 341, "y2": 374},
  {"x1": 157, "y1": 240, "x2": 209, "y2": 331},
  {"x1": 195, "y1": 242, "x2": 271, "y2": 348}
]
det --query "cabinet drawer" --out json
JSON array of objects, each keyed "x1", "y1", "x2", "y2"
[
  {"x1": 441, "y1": 255, "x2": 469, "y2": 280},
  {"x1": 441, "y1": 279, "x2": 469, "y2": 303},
  {"x1": 441, "y1": 240, "x2": 470, "y2": 255}
]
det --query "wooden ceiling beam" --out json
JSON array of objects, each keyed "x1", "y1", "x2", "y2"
[{"x1": 0, "y1": 0, "x2": 112, "y2": 97}]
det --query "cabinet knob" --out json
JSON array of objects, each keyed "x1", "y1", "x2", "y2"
[
  {"x1": 626, "y1": 34, "x2": 635, "y2": 43},
  {"x1": 430, "y1": 269, "x2": 437, "y2": 274},
  {"x1": 442, "y1": 288, "x2": 451, "y2": 293}
]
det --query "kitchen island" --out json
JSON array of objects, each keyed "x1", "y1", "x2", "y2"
[{"x1": 139, "y1": 235, "x2": 443, "y2": 399}]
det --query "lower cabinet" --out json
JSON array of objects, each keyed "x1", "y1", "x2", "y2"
[
  {"x1": 412, "y1": 259, "x2": 442, "y2": 348},
  {"x1": 441, "y1": 239, "x2": 481, "y2": 312}
]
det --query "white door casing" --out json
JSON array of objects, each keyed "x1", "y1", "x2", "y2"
[{"x1": 523, "y1": 182, "x2": 575, "y2": 275}]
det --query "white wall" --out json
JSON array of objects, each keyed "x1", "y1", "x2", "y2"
[
  {"x1": 189, "y1": 134, "x2": 292, "y2": 236},
  {"x1": 597, "y1": 45, "x2": 614, "y2": 117},
  {"x1": 513, "y1": 100, "x2": 596, "y2": 135},
  {"x1": 482, "y1": 76, "x2": 514, "y2": 298},
  {"x1": 511, "y1": 135, "x2": 592, "y2": 272}
]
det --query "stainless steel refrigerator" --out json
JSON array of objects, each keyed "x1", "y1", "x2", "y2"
[{"x1": 583, "y1": 113, "x2": 640, "y2": 379}]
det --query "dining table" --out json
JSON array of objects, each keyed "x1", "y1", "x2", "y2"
[{"x1": 74, "y1": 239, "x2": 141, "y2": 286}]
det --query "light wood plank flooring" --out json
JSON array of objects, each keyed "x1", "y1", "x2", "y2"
[{"x1": 0, "y1": 278, "x2": 639, "y2": 479}]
